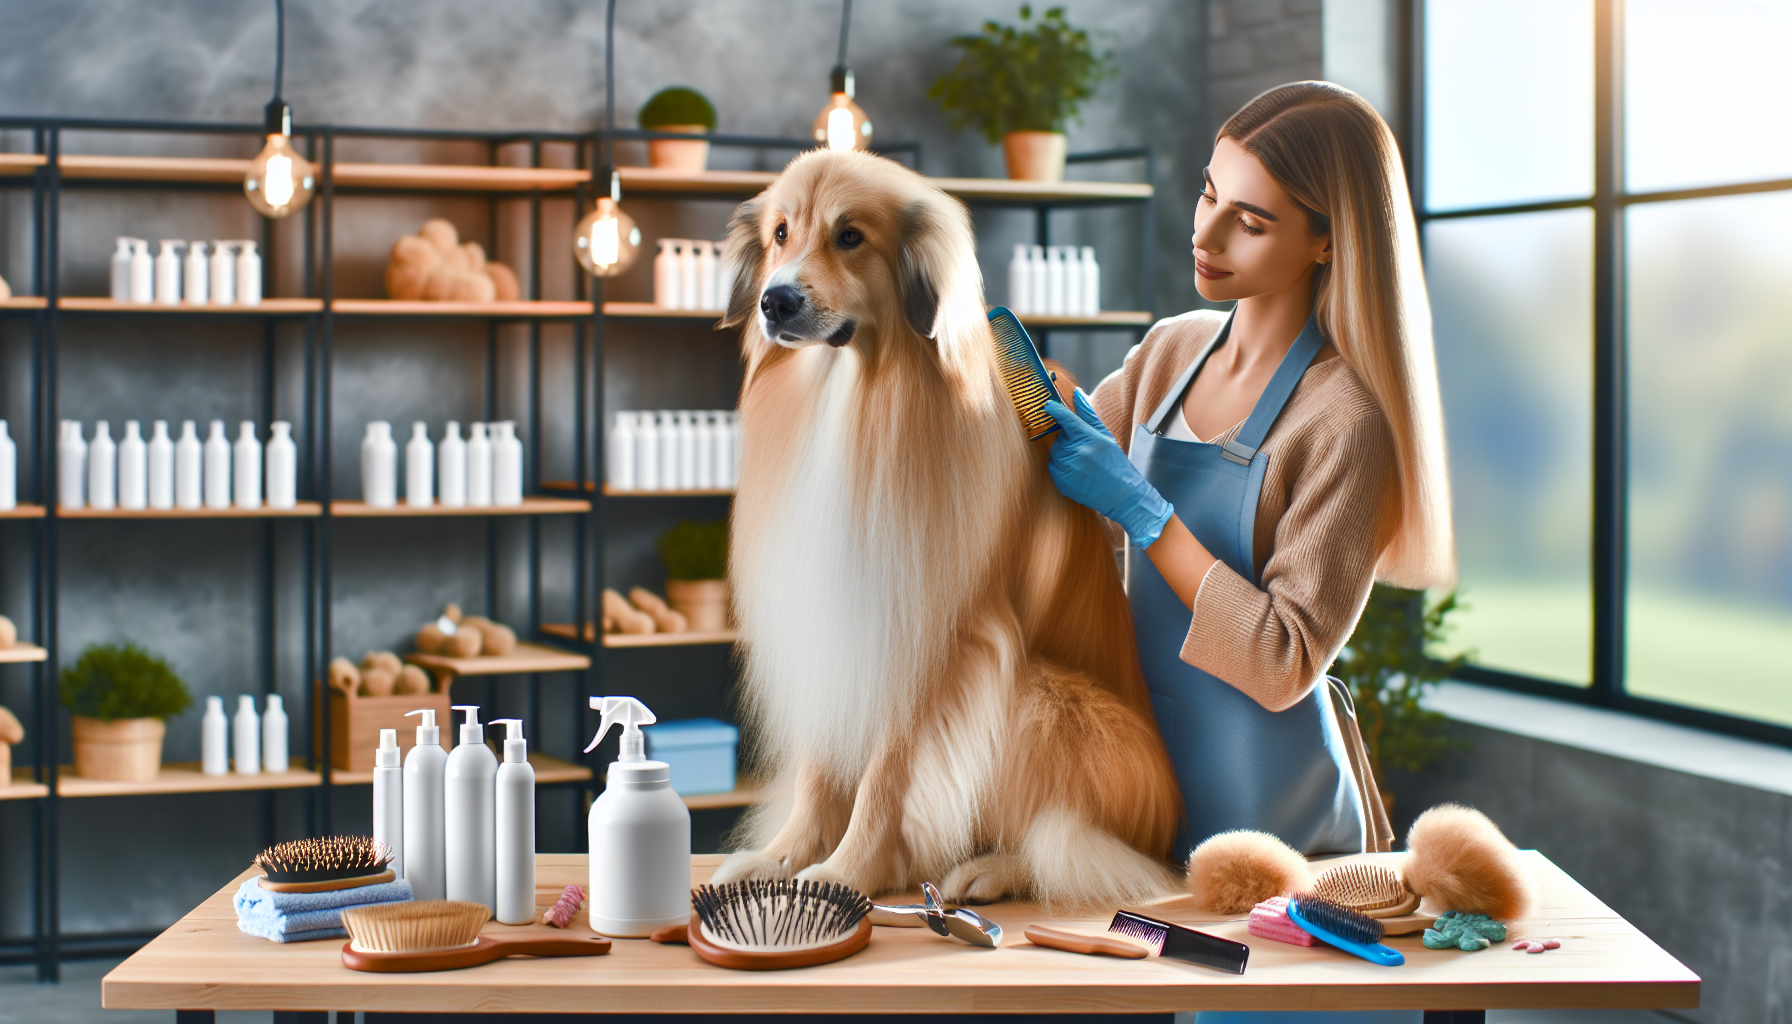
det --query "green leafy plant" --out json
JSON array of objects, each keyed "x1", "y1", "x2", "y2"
[
  {"x1": 928, "y1": 5, "x2": 1117, "y2": 144},
  {"x1": 1330, "y1": 586, "x2": 1469, "y2": 799},
  {"x1": 657, "y1": 519, "x2": 729, "y2": 581},
  {"x1": 59, "y1": 643, "x2": 193, "y2": 721},
  {"x1": 638, "y1": 87, "x2": 717, "y2": 131}
]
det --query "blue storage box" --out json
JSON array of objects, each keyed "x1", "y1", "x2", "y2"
[{"x1": 642, "y1": 717, "x2": 738, "y2": 796}]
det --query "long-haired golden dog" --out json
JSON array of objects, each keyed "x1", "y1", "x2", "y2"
[{"x1": 713, "y1": 149, "x2": 1182, "y2": 907}]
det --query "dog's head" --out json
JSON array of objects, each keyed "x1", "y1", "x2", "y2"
[{"x1": 722, "y1": 150, "x2": 983, "y2": 364}]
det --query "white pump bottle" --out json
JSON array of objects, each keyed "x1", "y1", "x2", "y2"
[
  {"x1": 403, "y1": 708, "x2": 448, "y2": 900},
  {"x1": 445, "y1": 704, "x2": 498, "y2": 912},
  {"x1": 585, "y1": 695, "x2": 690, "y2": 937},
  {"x1": 492, "y1": 719, "x2": 536, "y2": 925},
  {"x1": 374, "y1": 728, "x2": 405, "y2": 880}
]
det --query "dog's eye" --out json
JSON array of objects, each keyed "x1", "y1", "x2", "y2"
[
  {"x1": 837, "y1": 227, "x2": 863, "y2": 249},
  {"x1": 773, "y1": 223, "x2": 788, "y2": 245}
]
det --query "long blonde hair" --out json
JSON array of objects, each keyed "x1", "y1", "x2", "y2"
[{"x1": 1220, "y1": 82, "x2": 1456, "y2": 589}]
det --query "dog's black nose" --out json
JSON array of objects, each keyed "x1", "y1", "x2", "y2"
[{"x1": 760, "y1": 284, "x2": 805, "y2": 325}]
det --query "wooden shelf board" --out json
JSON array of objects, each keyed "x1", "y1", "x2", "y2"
[
  {"x1": 0, "y1": 153, "x2": 49, "y2": 177},
  {"x1": 2, "y1": 771, "x2": 49, "y2": 801},
  {"x1": 405, "y1": 642, "x2": 590, "y2": 678},
  {"x1": 332, "y1": 498, "x2": 589, "y2": 517},
  {"x1": 0, "y1": 643, "x2": 48, "y2": 664},
  {"x1": 58, "y1": 502, "x2": 322, "y2": 520},
  {"x1": 934, "y1": 176, "x2": 1154, "y2": 202},
  {"x1": 59, "y1": 155, "x2": 249, "y2": 182},
  {"x1": 539, "y1": 622, "x2": 738, "y2": 647},
  {"x1": 0, "y1": 503, "x2": 47, "y2": 519},
  {"x1": 58, "y1": 297, "x2": 322, "y2": 314},
  {"x1": 542, "y1": 481, "x2": 735, "y2": 497},
  {"x1": 681, "y1": 783, "x2": 760, "y2": 811},
  {"x1": 331, "y1": 299, "x2": 595, "y2": 318},
  {"x1": 333, "y1": 162, "x2": 590, "y2": 192},
  {"x1": 0, "y1": 296, "x2": 49, "y2": 310},
  {"x1": 617, "y1": 167, "x2": 777, "y2": 195},
  {"x1": 333, "y1": 751, "x2": 591, "y2": 786},
  {"x1": 602, "y1": 302, "x2": 725, "y2": 320},
  {"x1": 1019, "y1": 310, "x2": 1154, "y2": 328},
  {"x1": 56, "y1": 763, "x2": 322, "y2": 798}
]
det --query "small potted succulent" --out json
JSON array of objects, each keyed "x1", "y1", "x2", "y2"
[
  {"x1": 639, "y1": 87, "x2": 718, "y2": 173},
  {"x1": 657, "y1": 519, "x2": 730, "y2": 633},
  {"x1": 928, "y1": 5, "x2": 1116, "y2": 182},
  {"x1": 61, "y1": 643, "x2": 193, "y2": 782}
]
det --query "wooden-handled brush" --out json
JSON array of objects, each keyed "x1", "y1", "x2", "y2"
[{"x1": 340, "y1": 900, "x2": 610, "y2": 973}]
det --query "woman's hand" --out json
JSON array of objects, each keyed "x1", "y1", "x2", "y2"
[{"x1": 1043, "y1": 388, "x2": 1176, "y2": 548}]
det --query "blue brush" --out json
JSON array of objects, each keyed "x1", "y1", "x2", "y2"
[
  {"x1": 1286, "y1": 896, "x2": 1405, "y2": 966},
  {"x1": 987, "y1": 306, "x2": 1061, "y2": 440}
]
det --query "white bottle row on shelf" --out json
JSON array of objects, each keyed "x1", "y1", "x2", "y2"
[
  {"x1": 361, "y1": 420, "x2": 523, "y2": 509},
  {"x1": 56, "y1": 418, "x2": 298, "y2": 511},
  {"x1": 652, "y1": 239, "x2": 731, "y2": 311},
  {"x1": 607, "y1": 410, "x2": 737, "y2": 492},
  {"x1": 110, "y1": 237, "x2": 263, "y2": 307},
  {"x1": 1007, "y1": 243, "x2": 1101, "y2": 318},
  {"x1": 0, "y1": 420, "x2": 14, "y2": 511},
  {"x1": 200, "y1": 692, "x2": 289, "y2": 776}
]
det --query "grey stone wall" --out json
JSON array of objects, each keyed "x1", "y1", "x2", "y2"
[{"x1": 1208, "y1": 0, "x2": 1325, "y2": 130}]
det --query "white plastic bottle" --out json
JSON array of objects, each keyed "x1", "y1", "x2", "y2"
[
  {"x1": 236, "y1": 241, "x2": 262, "y2": 306},
  {"x1": 266, "y1": 421, "x2": 296, "y2": 509},
  {"x1": 233, "y1": 694, "x2": 261, "y2": 775},
  {"x1": 467, "y1": 423, "x2": 493, "y2": 507},
  {"x1": 693, "y1": 411, "x2": 715, "y2": 490},
  {"x1": 201, "y1": 695, "x2": 229, "y2": 775},
  {"x1": 1008, "y1": 242, "x2": 1032, "y2": 314},
  {"x1": 675, "y1": 411, "x2": 696, "y2": 490},
  {"x1": 129, "y1": 238, "x2": 153, "y2": 303},
  {"x1": 634, "y1": 410, "x2": 659, "y2": 491},
  {"x1": 714, "y1": 412, "x2": 735, "y2": 489},
  {"x1": 374, "y1": 727, "x2": 405, "y2": 879},
  {"x1": 1081, "y1": 246, "x2": 1100, "y2": 315},
  {"x1": 0, "y1": 420, "x2": 14, "y2": 512},
  {"x1": 118, "y1": 420, "x2": 146, "y2": 510},
  {"x1": 204, "y1": 420, "x2": 232, "y2": 510},
  {"x1": 362, "y1": 421, "x2": 397, "y2": 508},
  {"x1": 234, "y1": 421, "x2": 261, "y2": 509},
  {"x1": 710, "y1": 241, "x2": 729, "y2": 308},
  {"x1": 439, "y1": 422, "x2": 467, "y2": 508},
  {"x1": 110, "y1": 238, "x2": 134, "y2": 301},
  {"x1": 262, "y1": 694, "x2": 288, "y2": 772},
  {"x1": 653, "y1": 239, "x2": 678, "y2": 308},
  {"x1": 445, "y1": 704, "x2": 498, "y2": 912},
  {"x1": 185, "y1": 241, "x2": 209, "y2": 305},
  {"x1": 728, "y1": 412, "x2": 742, "y2": 487},
  {"x1": 585, "y1": 696, "x2": 690, "y2": 937},
  {"x1": 1028, "y1": 245, "x2": 1047, "y2": 319},
  {"x1": 1045, "y1": 246, "x2": 1067, "y2": 316},
  {"x1": 175, "y1": 420, "x2": 203, "y2": 510},
  {"x1": 405, "y1": 421, "x2": 434, "y2": 508},
  {"x1": 210, "y1": 241, "x2": 236, "y2": 306},
  {"x1": 146, "y1": 421, "x2": 173, "y2": 510},
  {"x1": 657, "y1": 412, "x2": 678, "y2": 492},
  {"x1": 608, "y1": 411, "x2": 636, "y2": 491},
  {"x1": 492, "y1": 421, "x2": 523, "y2": 506},
  {"x1": 41, "y1": 423, "x2": 69, "y2": 501},
  {"x1": 1063, "y1": 244, "x2": 1083, "y2": 317},
  {"x1": 696, "y1": 239, "x2": 719, "y2": 310},
  {"x1": 155, "y1": 241, "x2": 182, "y2": 305},
  {"x1": 492, "y1": 719, "x2": 536, "y2": 925},
  {"x1": 87, "y1": 421, "x2": 116, "y2": 511},
  {"x1": 403, "y1": 708, "x2": 448, "y2": 900},
  {"x1": 677, "y1": 240, "x2": 699, "y2": 310}
]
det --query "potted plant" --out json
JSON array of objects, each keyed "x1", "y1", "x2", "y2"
[
  {"x1": 60, "y1": 643, "x2": 193, "y2": 782},
  {"x1": 639, "y1": 87, "x2": 718, "y2": 173},
  {"x1": 657, "y1": 519, "x2": 730, "y2": 633},
  {"x1": 928, "y1": 5, "x2": 1116, "y2": 182}
]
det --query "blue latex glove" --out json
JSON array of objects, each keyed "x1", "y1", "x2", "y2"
[{"x1": 1043, "y1": 388, "x2": 1175, "y2": 548}]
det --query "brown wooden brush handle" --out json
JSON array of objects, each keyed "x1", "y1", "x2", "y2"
[
  {"x1": 649, "y1": 923, "x2": 689, "y2": 944},
  {"x1": 1025, "y1": 924, "x2": 1150, "y2": 959},
  {"x1": 341, "y1": 933, "x2": 611, "y2": 973}
]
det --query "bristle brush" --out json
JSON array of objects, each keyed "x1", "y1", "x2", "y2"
[
  {"x1": 1286, "y1": 895, "x2": 1404, "y2": 966},
  {"x1": 1311, "y1": 861, "x2": 1421, "y2": 918},
  {"x1": 339, "y1": 900, "x2": 610, "y2": 973},
  {"x1": 254, "y1": 835, "x2": 394, "y2": 893},
  {"x1": 988, "y1": 307, "x2": 1061, "y2": 440}
]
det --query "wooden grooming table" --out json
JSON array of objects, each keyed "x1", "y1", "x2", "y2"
[{"x1": 103, "y1": 851, "x2": 1697, "y2": 1021}]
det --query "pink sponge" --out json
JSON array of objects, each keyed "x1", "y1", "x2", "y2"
[{"x1": 1248, "y1": 897, "x2": 1318, "y2": 946}]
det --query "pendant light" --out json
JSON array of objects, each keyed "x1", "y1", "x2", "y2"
[
  {"x1": 574, "y1": 0, "x2": 643, "y2": 278},
  {"x1": 244, "y1": 0, "x2": 315, "y2": 219},
  {"x1": 812, "y1": 0, "x2": 872, "y2": 151}
]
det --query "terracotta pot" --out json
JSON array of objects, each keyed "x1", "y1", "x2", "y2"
[
  {"x1": 666, "y1": 578, "x2": 731, "y2": 633},
  {"x1": 71, "y1": 716, "x2": 165, "y2": 782},
  {"x1": 1004, "y1": 131, "x2": 1068, "y2": 183},
  {"x1": 647, "y1": 125, "x2": 711, "y2": 173}
]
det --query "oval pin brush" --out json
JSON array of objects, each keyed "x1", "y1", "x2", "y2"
[{"x1": 1286, "y1": 895, "x2": 1404, "y2": 966}]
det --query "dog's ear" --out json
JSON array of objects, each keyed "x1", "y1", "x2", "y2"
[
  {"x1": 898, "y1": 201, "x2": 942, "y2": 340},
  {"x1": 721, "y1": 198, "x2": 765, "y2": 328}
]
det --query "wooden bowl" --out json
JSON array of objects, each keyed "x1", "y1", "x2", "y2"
[{"x1": 685, "y1": 912, "x2": 871, "y2": 970}]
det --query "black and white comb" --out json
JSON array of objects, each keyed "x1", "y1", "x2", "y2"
[{"x1": 1108, "y1": 909, "x2": 1250, "y2": 974}]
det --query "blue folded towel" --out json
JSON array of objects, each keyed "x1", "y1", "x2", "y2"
[{"x1": 234, "y1": 876, "x2": 414, "y2": 942}]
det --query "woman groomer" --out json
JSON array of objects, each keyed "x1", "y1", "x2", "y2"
[{"x1": 1046, "y1": 82, "x2": 1452, "y2": 918}]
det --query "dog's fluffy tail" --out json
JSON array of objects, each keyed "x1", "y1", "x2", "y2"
[{"x1": 1021, "y1": 806, "x2": 1185, "y2": 912}]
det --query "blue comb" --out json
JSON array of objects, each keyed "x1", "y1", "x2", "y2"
[{"x1": 988, "y1": 306, "x2": 1061, "y2": 440}]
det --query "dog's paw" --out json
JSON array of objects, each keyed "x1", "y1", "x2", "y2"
[
  {"x1": 940, "y1": 853, "x2": 1025, "y2": 905},
  {"x1": 711, "y1": 850, "x2": 790, "y2": 885},
  {"x1": 793, "y1": 861, "x2": 856, "y2": 890}
]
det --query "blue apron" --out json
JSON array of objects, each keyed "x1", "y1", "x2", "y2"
[{"x1": 1127, "y1": 311, "x2": 1366, "y2": 857}]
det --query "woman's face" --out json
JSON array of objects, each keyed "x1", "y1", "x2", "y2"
[{"x1": 1191, "y1": 137, "x2": 1331, "y2": 303}]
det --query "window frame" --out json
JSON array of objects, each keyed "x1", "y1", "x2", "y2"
[{"x1": 1407, "y1": 0, "x2": 1792, "y2": 748}]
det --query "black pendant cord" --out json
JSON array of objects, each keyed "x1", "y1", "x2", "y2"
[
  {"x1": 272, "y1": 0, "x2": 285, "y2": 102},
  {"x1": 602, "y1": 0, "x2": 616, "y2": 173},
  {"x1": 836, "y1": 0, "x2": 852, "y2": 70}
]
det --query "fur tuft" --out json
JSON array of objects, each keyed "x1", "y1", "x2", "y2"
[
  {"x1": 1185, "y1": 830, "x2": 1310, "y2": 914},
  {"x1": 1403, "y1": 803, "x2": 1536, "y2": 920}
]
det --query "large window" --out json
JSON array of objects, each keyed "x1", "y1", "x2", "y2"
[{"x1": 1419, "y1": 0, "x2": 1792, "y2": 737}]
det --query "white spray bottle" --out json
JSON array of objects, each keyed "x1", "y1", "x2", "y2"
[
  {"x1": 491, "y1": 719, "x2": 535, "y2": 925},
  {"x1": 584, "y1": 695, "x2": 689, "y2": 937},
  {"x1": 403, "y1": 708, "x2": 448, "y2": 899},
  {"x1": 444, "y1": 704, "x2": 498, "y2": 912},
  {"x1": 374, "y1": 728, "x2": 405, "y2": 879},
  {"x1": 200, "y1": 695, "x2": 229, "y2": 776}
]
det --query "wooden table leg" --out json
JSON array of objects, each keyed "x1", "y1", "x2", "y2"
[
  {"x1": 272, "y1": 1013, "x2": 329, "y2": 1024},
  {"x1": 1423, "y1": 1012, "x2": 1487, "y2": 1023},
  {"x1": 174, "y1": 1012, "x2": 213, "y2": 1024}
]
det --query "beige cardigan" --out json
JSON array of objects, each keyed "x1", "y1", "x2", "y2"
[{"x1": 1091, "y1": 309, "x2": 1399, "y2": 850}]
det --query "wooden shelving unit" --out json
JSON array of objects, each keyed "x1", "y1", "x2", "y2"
[
  {"x1": 57, "y1": 297, "x2": 323, "y2": 315},
  {"x1": 0, "y1": 153, "x2": 48, "y2": 177},
  {"x1": 682, "y1": 783, "x2": 760, "y2": 811},
  {"x1": 55, "y1": 763, "x2": 323, "y2": 798},
  {"x1": 0, "y1": 296, "x2": 49, "y2": 311},
  {"x1": 602, "y1": 301, "x2": 724, "y2": 319},
  {"x1": 0, "y1": 643, "x2": 48, "y2": 664},
  {"x1": 331, "y1": 298, "x2": 594, "y2": 318},
  {"x1": 542, "y1": 481, "x2": 733, "y2": 497},
  {"x1": 0, "y1": 504, "x2": 47, "y2": 519},
  {"x1": 1019, "y1": 310, "x2": 1155, "y2": 328},
  {"x1": 404, "y1": 642, "x2": 591, "y2": 680},
  {"x1": 331, "y1": 751, "x2": 591, "y2": 786},
  {"x1": 540, "y1": 623, "x2": 737, "y2": 648},
  {"x1": 2, "y1": 771, "x2": 50, "y2": 801},
  {"x1": 332, "y1": 497, "x2": 589, "y2": 517},
  {"x1": 57, "y1": 502, "x2": 322, "y2": 520},
  {"x1": 333, "y1": 162, "x2": 590, "y2": 192}
]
